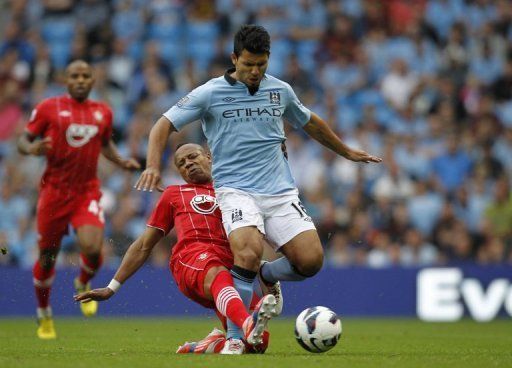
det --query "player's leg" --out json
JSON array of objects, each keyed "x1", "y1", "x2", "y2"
[
  {"x1": 262, "y1": 230, "x2": 323, "y2": 282},
  {"x1": 74, "y1": 224, "x2": 104, "y2": 317},
  {"x1": 260, "y1": 195, "x2": 323, "y2": 285},
  {"x1": 204, "y1": 265, "x2": 277, "y2": 353},
  {"x1": 216, "y1": 188, "x2": 267, "y2": 340},
  {"x1": 34, "y1": 246, "x2": 60, "y2": 339},
  {"x1": 71, "y1": 192, "x2": 105, "y2": 317},
  {"x1": 173, "y1": 250, "x2": 276, "y2": 354},
  {"x1": 75, "y1": 225, "x2": 104, "y2": 285},
  {"x1": 252, "y1": 240, "x2": 284, "y2": 314},
  {"x1": 34, "y1": 190, "x2": 68, "y2": 339},
  {"x1": 223, "y1": 227, "x2": 263, "y2": 341}
]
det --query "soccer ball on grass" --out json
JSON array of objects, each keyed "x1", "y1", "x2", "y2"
[{"x1": 294, "y1": 306, "x2": 342, "y2": 353}]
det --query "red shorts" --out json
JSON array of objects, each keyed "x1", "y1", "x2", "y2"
[
  {"x1": 36, "y1": 185, "x2": 104, "y2": 250},
  {"x1": 170, "y1": 243, "x2": 234, "y2": 309}
]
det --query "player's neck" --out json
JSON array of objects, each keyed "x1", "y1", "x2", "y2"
[
  {"x1": 187, "y1": 181, "x2": 212, "y2": 186},
  {"x1": 66, "y1": 94, "x2": 88, "y2": 103}
]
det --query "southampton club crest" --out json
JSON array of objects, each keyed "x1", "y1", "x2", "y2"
[
  {"x1": 66, "y1": 123, "x2": 99, "y2": 147},
  {"x1": 269, "y1": 90, "x2": 281, "y2": 105},
  {"x1": 190, "y1": 194, "x2": 219, "y2": 214}
]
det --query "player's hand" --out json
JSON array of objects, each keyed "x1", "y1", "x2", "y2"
[
  {"x1": 134, "y1": 167, "x2": 165, "y2": 192},
  {"x1": 121, "y1": 158, "x2": 141, "y2": 171},
  {"x1": 29, "y1": 137, "x2": 52, "y2": 156},
  {"x1": 344, "y1": 148, "x2": 382, "y2": 163},
  {"x1": 74, "y1": 287, "x2": 114, "y2": 303}
]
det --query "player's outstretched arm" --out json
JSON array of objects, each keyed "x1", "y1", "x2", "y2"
[
  {"x1": 73, "y1": 227, "x2": 164, "y2": 302},
  {"x1": 134, "y1": 116, "x2": 177, "y2": 192},
  {"x1": 303, "y1": 112, "x2": 382, "y2": 163},
  {"x1": 101, "y1": 138, "x2": 141, "y2": 171},
  {"x1": 17, "y1": 132, "x2": 52, "y2": 156}
]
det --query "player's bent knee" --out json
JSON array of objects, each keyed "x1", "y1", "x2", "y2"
[
  {"x1": 234, "y1": 247, "x2": 261, "y2": 271},
  {"x1": 295, "y1": 251, "x2": 324, "y2": 277},
  {"x1": 79, "y1": 243, "x2": 102, "y2": 256},
  {"x1": 39, "y1": 250, "x2": 59, "y2": 270}
]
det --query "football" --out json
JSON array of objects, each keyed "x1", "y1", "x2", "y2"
[{"x1": 294, "y1": 306, "x2": 342, "y2": 353}]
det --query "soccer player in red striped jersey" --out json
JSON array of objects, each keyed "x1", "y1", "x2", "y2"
[
  {"x1": 17, "y1": 60, "x2": 140, "y2": 339},
  {"x1": 75, "y1": 144, "x2": 279, "y2": 354}
]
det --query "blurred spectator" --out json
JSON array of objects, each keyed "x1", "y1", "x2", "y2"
[
  {"x1": 431, "y1": 132, "x2": 473, "y2": 195},
  {"x1": 380, "y1": 58, "x2": 419, "y2": 110},
  {"x1": 492, "y1": 58, "x2": 512, "y2": 102},
  {"x1": 407, "y1": 179, "x2": 443, "y2": 236},
  {"x1": 481, "y1": 177, "x2": 512, "y2": 243},
  {"x1": 400, "y1": 228, "x2": 439, "y2": 266},
  {"x1": 372, "y1": 160, "x2": 414, "y2": 202},
  {"x1": 441, "y1": 22, "x2": 469, "y2": 87},
  {"x1": 367, "y1": 231, "x2": 399, "y2": 268}
]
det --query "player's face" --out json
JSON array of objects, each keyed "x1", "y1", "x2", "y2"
[
  {"x1": 231, "y1": 49, "x2": 269, "y2": 89},
  {"x1": 66, "y1": 63, "x2": 95, "y2": 101},
  {"x1": 175, "y1": 146, "x2": 212, "y2": 184}
]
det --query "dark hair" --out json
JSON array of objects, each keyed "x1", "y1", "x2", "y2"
[
  {"x1": 174, "y1": 143, "x2": 207, "y2": 153},
  {"x1": 233, "y1": 25, "x2": 271, "y2": 56}
]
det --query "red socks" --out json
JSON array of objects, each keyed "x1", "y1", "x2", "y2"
[
  {"x1": 210, "y1": 270, "x2": 250, "y2": 328},
  {"x1": 78, "y1": 253, "x2": 103, "y2": 285},
  {"x1": 33, "y1": 261, "x2": 55, "y2": 308}
]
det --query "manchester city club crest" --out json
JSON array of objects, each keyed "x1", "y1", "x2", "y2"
[{"x1": 269, "y1": 90, "x2": 280, "y2": 105}]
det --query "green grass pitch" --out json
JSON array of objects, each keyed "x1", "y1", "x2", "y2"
[{"x1": 1, "y1": 318, "x2": 511, "y2": 368}]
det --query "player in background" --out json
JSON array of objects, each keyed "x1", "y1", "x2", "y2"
[
  {"x1": 17, "y1": 60, "x2": 140, "y2": 339},
  {"x1": 75, "y1": 144, "x2": 279, "y2": 355},
  {"x1": 134, "y1": 25, "x2": 383, "y2": 340}
]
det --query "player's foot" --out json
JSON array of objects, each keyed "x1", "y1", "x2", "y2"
[
  {"x1": 220, "y1": 338, "x2": 245, "y2": 355},
  {"x1": 176, "y1": 328, "x2": 226, "y2": 354},
  {"x1": 243, "y1": 294, "x2": 278, "y2": 346},
  {"x1": 258, "y1": 261, "x2": 283, "y2": 315},
  {"x1": 37, "y1": 317, "x2": 57, "y2": 339},
  {"x1": 74, "y1": 278, "x2": 98, "y2": 317}
]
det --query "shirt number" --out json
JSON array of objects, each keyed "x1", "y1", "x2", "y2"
[
  {"x1": 88, "y1": 200, "x2": 105, "y2": 224},
  {"x1": 291, "y1": 201, "x2": 308, "y2": 218}
]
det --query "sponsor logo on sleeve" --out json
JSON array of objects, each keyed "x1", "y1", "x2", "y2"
[{"x1": 176, "y1": 95, "x2": 190, "y2": 108}]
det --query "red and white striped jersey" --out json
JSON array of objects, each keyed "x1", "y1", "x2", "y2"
[
  {"x1": 146, "y1": 183, "x2": 230, "y2": 259},
  {"x1": 25, "y1": 95, "x2": 113, "y2": 191}
]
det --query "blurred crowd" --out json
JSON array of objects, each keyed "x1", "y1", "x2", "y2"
[{"x1": 1, "y1": 0, "x2": 512, "y2": 269}]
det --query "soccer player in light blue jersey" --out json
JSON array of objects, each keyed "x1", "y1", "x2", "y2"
[{"x1": 135, "y1": 25, "x2": 382, "y2": 353}]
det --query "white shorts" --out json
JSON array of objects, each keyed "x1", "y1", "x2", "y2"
[{"x1": 215, "y1": 187, "x2": 317, "y2": 250}]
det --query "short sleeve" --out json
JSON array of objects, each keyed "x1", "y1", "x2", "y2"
[
  {"x1": 282, "y1": 83, "x2": 311, "y2": 129},
  {"x1": 146, "y1": 189, "x2": 175, "y2": 234},
  {"x1": 162, "y1": 83, "x2": 211, "y2": 131},
  {"x1": 102, "y1": 105, "x2": 113, "y2": 144},
  {"x1": 25, "y1": 100, "x2": 52, "y2": 137}
]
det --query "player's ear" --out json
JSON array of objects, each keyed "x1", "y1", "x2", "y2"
[{"x1": 230, "y1": 53, "x2": 237, "y2": 66}]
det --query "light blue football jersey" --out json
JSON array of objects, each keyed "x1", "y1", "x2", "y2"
[{"x1": 163, "y1": 69, "x2": 311, "y2": 195}]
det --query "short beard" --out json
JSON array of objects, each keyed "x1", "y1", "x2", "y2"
[{"x1": 247, "y1": 84, "x2": 259, "y2": 95}]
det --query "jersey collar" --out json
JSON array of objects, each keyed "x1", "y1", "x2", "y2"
[
  {"x1": 224, "y1": 68, "x2": 238, "y2": 85},
  {"x1": 223, "y1": 68, "x2": 267, "y2": 95}
]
